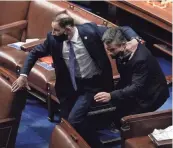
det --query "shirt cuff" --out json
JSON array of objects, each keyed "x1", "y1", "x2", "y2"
[
  {"x1": 20, "y1": 74, "x2": 28, "y2": 77},
  {"x1": 130, "y1": 36, "x2": 143, "y2": 43}
]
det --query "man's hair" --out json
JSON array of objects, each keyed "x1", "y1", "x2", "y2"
[
  {"x1": 102, "y1": 27, "x2": 127, "y2": 45},
  {"x1": 52, "y1": 13, "x2": 74, "y2": 28}
]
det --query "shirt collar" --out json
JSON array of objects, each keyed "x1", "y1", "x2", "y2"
[
  {"x1": 129, "y1": 51, "x2": 134, "y2": 60},
  {"x1": 129, "y1": 46, "x2": 138, "y2": 60},
  {"x1": 70, "y1": 27, "x2": 79, "y2": 43}
]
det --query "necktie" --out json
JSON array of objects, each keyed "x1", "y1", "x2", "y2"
[{"x1": 67, "y1": 41, "x2": 77, "y2": 90}]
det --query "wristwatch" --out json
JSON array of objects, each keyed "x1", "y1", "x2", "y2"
[{"x1": 131, "y1": 36, "x2": 145, "y2": 44}]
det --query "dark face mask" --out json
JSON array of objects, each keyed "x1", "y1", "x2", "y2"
[
  {"x1": 110, "y1": 51, "x2": 122, "y2": 59},
  {"x1": 53, "y1": 33, "x2": 68, "y2": 42},
  {"x1": 112, "y1": 50, "x2": 132, "y2": 63}
]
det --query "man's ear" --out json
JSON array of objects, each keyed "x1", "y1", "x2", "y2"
[
  {"x1": 65, "y1": 25, "x2": 73, "y2": 32},
  {"x1": 122, "y1": 43, "x2": 127, "y2": 50},
  {"x1": 66, "y1": 26, "x2": 71, "y2": 30},
  {"x1": 103, "y1": 43, "x2": 107, "y2": 49}
]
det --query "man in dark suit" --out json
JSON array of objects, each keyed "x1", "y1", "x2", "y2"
[
  {"x1": 94, "y1": 27, "x2": 169, "y2": 127},
  {"x1": 11, "y1": 13, "x2": 140, "y2": 146}
]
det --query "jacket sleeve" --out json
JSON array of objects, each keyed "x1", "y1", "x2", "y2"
[
  {"x1": 20, "y1": 33, "x2": 50, "y2": 75},
  {"x1": 97, "y1": 25, "x2": 108, "y2": 37},
  {"x1": 121, "y1": 26, "x2": 140, "y2": 41},
  {"x1": 97, "y1": 25, "x2": 140, "y2": 41},
  {"x1": 110, "y1": 61, "x2": 148, "y2": 101}
]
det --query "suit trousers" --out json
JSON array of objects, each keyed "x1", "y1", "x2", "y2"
[{"x1": 60, "y1": 74, "x2": 104, "y2": 147}]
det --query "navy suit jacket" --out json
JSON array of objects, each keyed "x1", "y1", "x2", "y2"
[{"x1": 21, "y1": 23, "x2": 139, "y2": 102}]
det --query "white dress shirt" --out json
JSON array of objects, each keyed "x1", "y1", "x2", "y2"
[{"x1": 63, "y1": 27, "x2": 100, "y2": 78}]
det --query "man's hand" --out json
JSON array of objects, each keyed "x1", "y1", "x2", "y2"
[
  {"x1": 94, "y1": 92, "x2": 111, "y2": 103},
  {"x1": 11, "y1": 76, "x2": 31, "y2": 92},
  {"x1": 126, "y1": 39, "x2": 138, "y2": 51}
]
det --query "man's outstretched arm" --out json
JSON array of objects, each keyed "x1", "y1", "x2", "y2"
[
  {"x1": 12, "y1": 33, "x2": 51, "y2": 92},
  {"x1": 97, "y1": 25, "x2": 140, "y2": 40},
  {"x1": 20, "y1": 33, "x2": 51, "y2": 75}
]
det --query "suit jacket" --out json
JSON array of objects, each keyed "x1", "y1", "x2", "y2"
[
  {"x1": 20, "y1": 23, "x2": 139, "y2": 102},
  {"x1": 111, "y1": 43, "x2": 169, "y2": 112}
]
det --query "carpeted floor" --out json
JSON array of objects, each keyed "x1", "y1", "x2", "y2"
[
  {"x1": 15, "y1": 97, "x2": 56, "y2": 148},
  {"x1": 15, "y1": 56, "x2": 172, "y2": 148}
]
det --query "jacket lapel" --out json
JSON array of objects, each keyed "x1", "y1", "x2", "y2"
[
  {"x1": 77, "y1": 25, "x2": 93, "y2": 55},
  {"x1": 77, "y1": 24, "x2": 104, "y2": 69}
]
